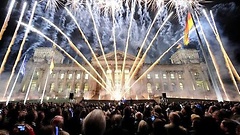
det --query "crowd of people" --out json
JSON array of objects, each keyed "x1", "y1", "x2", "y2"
[{"x1": 0, "y1": 99, "x2": 240, "y2": 135}]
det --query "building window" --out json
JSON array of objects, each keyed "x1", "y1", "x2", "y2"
[
  {"x1": 205, "y1": 82, "x2": 210, "y2": 90},
  {"x1": 147, "y1": 74, "x2": 151, "y2": 79},
  {"x1": 196, "y1": 81, "x2": 203, "y2": 89},
  {"x1": 178, "y1": 73, "x2": 183, "y2": 79},
  {"x1": 172, "y1": 82, "x2": 176, "y2": 91},
  {"x1": 194, "y1": 72, "x2": 201, "y2": 80},
  {"x1": 162, "y1": 73, "x2": 167, "y2": 79},
  {"x1": 75, "y1": 83, "x2": 80, "y2": 93},
  {"x1": 155, "y1": 74, "x2": 159, "y2": 79},
  {"x1": 163, "y1": 82, "x2": 168, "y2": 91},
  {"x1": 76, "y1": 73, "x2": 81, "y2": 79},
  {"x1": 155, "y1": 83, "x2": 160, "y2": 91},
  {"x1": 84, "y1": 83, "x2": 88, "y2": 91},
  {"x1": 67, "y1": 83, "x2": 71, "y2": 91},
  {"x1": 60, "y1": 73, "x2": 64, "y2": 79},
  {"x1": 147, "y1": 83, "x2": 152, "y2": 93},
  {"x1": 50, "y1": 83, "x2": 54, "y2": 92},
  {"x1": 30, "y1": 82, "x2": 37, "y2": 91},
  {"x1": 179, "y1": 82, "x2": 183, "y2": 90},
  {"x1": 58, "y1": 83, "x2": 63, "y2": 93},
  {"x1": 68, "y1": 74, "x2": 73, "y2": 79},
  {"x1": 85, "y1": 74, "x2": 89, "y2": 80},
  {"x1": 170, "y1": 73, "x2": 175, "y2": 79}
]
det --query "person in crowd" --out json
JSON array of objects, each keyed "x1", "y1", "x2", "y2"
[
  {"x1": 51, "y1": 115, "x2": 69, "y2": 135},
  {"x1": 231, "y1": 106, "x2": 240, "y2": 121},
  {"x1": 104, "y1": 114, "x2": 129, "y2": 135},
  {"x1": 151, "y1": 118, "x2": 166, "y2": 135},
  {"x1": 82, "y1": 109, "x2": 106, "y2": 135},
  {"x1": 0, "y1": 130, "x2": 9, "y2": 135},
  {"x1": 164, "y1": 112, "x2": 187, "y2": 135},
  {"x1": 188, "y1": 114, "x2": 203, "y2": 135},
  {"x1": 38, "y1": 125, "x2": 54, "y2": 135},
  {"x1": 121, "y1": 106, "x2": 135, "y2": 135},
  {"x1": 220, "y1": 118, "x2": 238, "y2": 135},
  {"x1": 136, "y1": 120, "x2": 149, "y2": 135}
]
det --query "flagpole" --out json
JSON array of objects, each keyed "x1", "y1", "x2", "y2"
[
  {"x1": 24, "y1": 67, "x2": 36, "y2": 105},
  {"x1": 189, "y1": 10, "x2": 223, "y2": 102},
  {"x1": 6, "y1": 55, "x2": 26, "y2": 105},
  {"x1": 40, "y1": 70, "x2": 50, "y2": 104}
]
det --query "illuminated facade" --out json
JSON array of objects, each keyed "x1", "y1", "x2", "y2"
[{"x1": 19, "y1": 47, "x2": 216, "y2": 100}]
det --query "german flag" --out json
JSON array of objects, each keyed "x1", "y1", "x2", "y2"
[{"x1": 183, "y1": 12, "x2": 194, "y2": 45}]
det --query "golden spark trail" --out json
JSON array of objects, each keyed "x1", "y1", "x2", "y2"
[
  {"x1": 0, "y1": 0, "x2": 15, "y2": 40},
  {"x1": 121, "y1": 0, "x2": 136, "y2": 91},
  {"x1": 41, "y1": 17, "x2": 108, "y2": 88},
  {"x1": 197, "y1": 12, "x2": 230, "y2": 100},
  {"x1": 0, "y1": 2, "x2": 27, "y2": 74},
  {"x1": 126, "y1": 12, "x2": 173, "y2": 90},
  {"x1": 64, "y1": 8, "x2": 110, "y2": 84},
  {"x1": 128, "y1": 8, "x2": 162, "y2": 79},
  {"x1": 20, "y1": 22, "x2": 112, "y2": 94},
  {"x1": 3, "y1": 1, "x2": 38, "y2": 99},
  {"x1": 125, "y1": 37, "x2": 182, "y2": 93}
]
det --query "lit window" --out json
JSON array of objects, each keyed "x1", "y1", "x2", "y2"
[
  {"x1": 75, "y1": 83, "x2": 80, "y2": 93},
  {"x1": 163, "y1": 82, "x2": 168, "y2": 90},
  {"x1": 60, "y1": 73, "x2": 64, "y2": 79},
  {"x1": 155, "y1": 83, "x2": 160, "y2": 91},
  {"x1": 67, "y1": 83, "x2": 71, "y2": 91},
  {"x1": 194, "y1": 72, "x2": 200, "y2": 80},
  {"x1": 179, "y1": 82, "x2": 183, "y2": 90},
  {"x1": 147, "y1": 83, "x2": 152, "y2": 93},
  {"x1": 147, "y1": 74, "x2": 151, "y2": 79},
  {"x1": 170, "y1": 73, "x2": 175, "y2": 79},
  {"x1": 76, "y1": 73, "x2": 81, "y2": 79},
  {"x1": 162, "y1": 73, "x2": 167, "y2": 79},
  {"x1": 172, "y1": 83, "x2": 176, "y2": 91},
  {"x1": 155, "y1": 74, "x2": 159, "y2": 79},
  {"x1": 85, "y1": 74, "x2": 89, "y2": 80},
  {"x1": 178, "y1": 74, "x2": 183, "y2": 79},
  {"x1": 84, "y1": 83, "x2": 88, "y2": 91},
  {"x1": 30, "y1": 82, "x2": 37, "y2": 91},
  {"x1": 50, "y1": 83, "x2": 54, "y2": 92},
  {"x1": 205, "y1": 82, "x2": 210, "y2": 91},
  {"x1": 58, "y1": 83, "x2": 63, "y2": 93},
  {"x1": 68, "y1": 74, "x2": 72, "y2": 79}
]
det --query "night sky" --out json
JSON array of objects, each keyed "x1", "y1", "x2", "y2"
[{"x1": 0, "y1": 0, "x2": 240, "y2": 71}]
